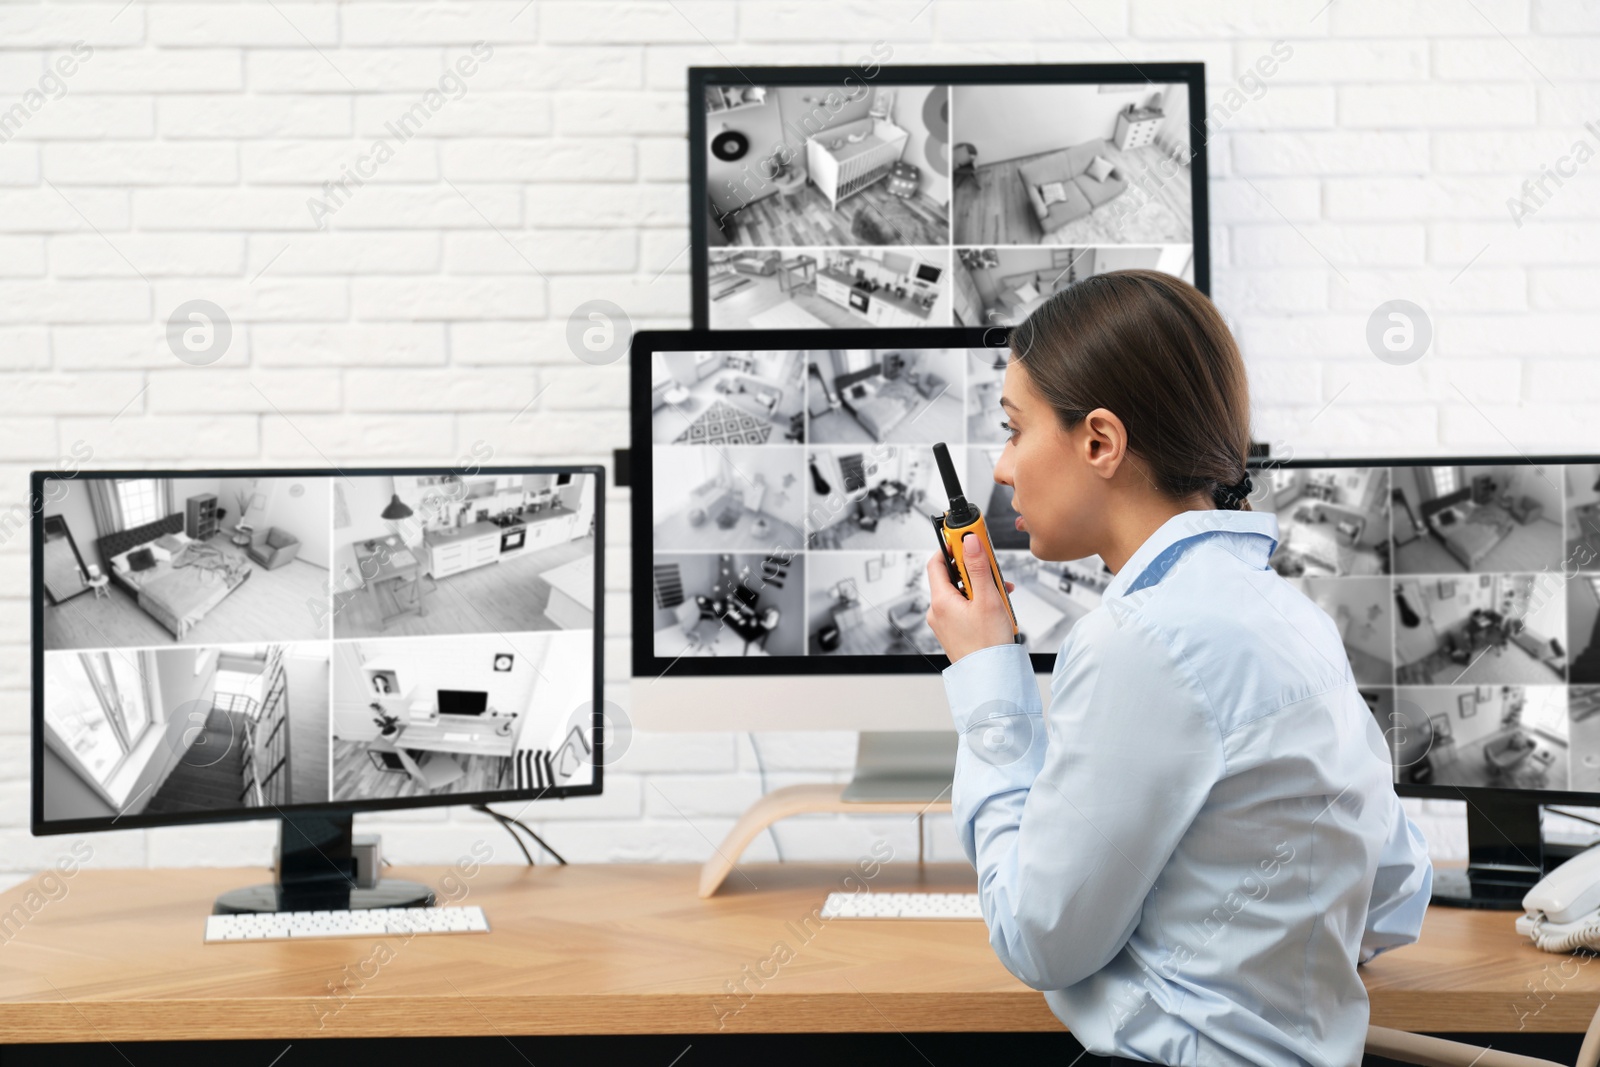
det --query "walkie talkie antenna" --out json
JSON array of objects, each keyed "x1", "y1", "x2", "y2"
[
  {"x1": 932, "y1": 443, "x2": 975, "y2": 525},
  {"x1": 932, "y1": 443, "x2": 963, "y2": 507}
]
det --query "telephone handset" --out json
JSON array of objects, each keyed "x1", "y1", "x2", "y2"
[{"x1": 1515, "y1": 845, "x2": 1600, "y2": 952}]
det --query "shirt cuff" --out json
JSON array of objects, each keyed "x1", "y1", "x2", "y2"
[{"x1": 942, "y1": 641, "x2": 1042, "y2": 735}]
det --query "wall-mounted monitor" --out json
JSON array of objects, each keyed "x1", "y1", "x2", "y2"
[{"x1": 690, "y1": 63, "x2": 1209, "y2": 331}]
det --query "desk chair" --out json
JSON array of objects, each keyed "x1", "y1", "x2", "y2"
[
  {"x1": 369, "y1": 747, "x2": 467, "y2": 791},
  {"x1": 1367, "y1": 1000, "x2": 1600, "y2": 1067},
  {"x1": 674, "y1": 598, "x2": 717, "y2": 655},
  {"x1": 953, "y1": 142, "x2": 978, "y2": 189}
]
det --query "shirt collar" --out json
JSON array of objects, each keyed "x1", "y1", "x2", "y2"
[{"x1": 1101, "y1": 509, "x2": 1281, "y2": 600}]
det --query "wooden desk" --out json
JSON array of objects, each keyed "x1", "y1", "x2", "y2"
[
  {"x1": 392, "y1": 714, "x2": 517, "y2": 759},
  {"x1": 0, "y1": 863, "x2": 1596, "y2": 1044}
]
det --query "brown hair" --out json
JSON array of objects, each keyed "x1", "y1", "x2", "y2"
[{"x1": 1008, "y1": 268, "x2": 1255, "y2": 511}]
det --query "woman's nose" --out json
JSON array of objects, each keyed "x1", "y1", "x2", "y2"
[{"x1": 993, "y1": 451, "x2": 1013, "y2": 487}]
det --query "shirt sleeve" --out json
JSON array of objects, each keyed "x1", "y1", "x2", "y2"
[
  {"x1": 1359, "y1": 794, "x2": 1433, "y2": 964},
  {"x1": 941, "y1": 618, "x2": 1225, "y2": 992}
]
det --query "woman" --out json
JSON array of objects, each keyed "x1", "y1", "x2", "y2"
[{"x1": 926, "y1": 270, "x2": 1432, "y2": 1067}]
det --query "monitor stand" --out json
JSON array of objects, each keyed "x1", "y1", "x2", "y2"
[
  {"x1": 213, "y1": 813, "x2": 435, "y2": 915},
  {"x1": 839, "y1": 731, "x2": 956, "y2": 802},
  {"x1": 1430, "y1": 796, "x2": 1583, "y2": 910},
  {"x1": 697, "y1": 733, "x2": 959, "y2": 897}
]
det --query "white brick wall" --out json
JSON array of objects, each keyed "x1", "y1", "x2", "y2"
[{"x1": 2, "y1": 0, "x2": 1599, "y2": 891}]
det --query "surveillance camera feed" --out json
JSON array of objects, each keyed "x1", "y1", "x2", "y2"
[
  {"x1": 700, "y1": 80, "x2": 1197, "y2": 330},
  {"x1": 36, "y1": 471, "x2": 599, "y2": 826}
]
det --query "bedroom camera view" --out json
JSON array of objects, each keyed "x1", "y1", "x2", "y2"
[
  {"x1": 40, "y1": 475, "x2": 332, "y2": 650},
  {"x1": 37, "y1": 472, "x2": 601, "y2": 823},
  {"x1": 701, "y1": 79, "x2": 1197, "y2": 329}
]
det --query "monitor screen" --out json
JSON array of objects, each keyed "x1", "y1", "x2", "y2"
[
  {"x1": 438, "y1": 689, "x2": 489, "y2": 716},
  {"x1": 1269, "y1": 459, "x2": 1593, "y2": 802},
  {"x1": 32, "y1": 467, "x2": 605, "y2": 834},
  {"x1": 690, "y1": 63, "x2": 1208, "y2": 330}
]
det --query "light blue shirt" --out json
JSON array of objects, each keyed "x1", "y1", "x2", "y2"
[{"x1": 942, "y1": 507, "x2": 1433, "y2": 1067}]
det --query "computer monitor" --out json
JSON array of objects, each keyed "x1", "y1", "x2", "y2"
[
  {"x1": 31, "y1": 466, "x2": 604, "y2": 913},
  {"x1": 690, "y1": 62, "x2": 1209, "y2": 330},
  {"x1": 1249, "y1": 453, "x2": 1600, "y2": 909},
  {"x1": 438, "y1": 689, "x2": 489, "y2": 716}
]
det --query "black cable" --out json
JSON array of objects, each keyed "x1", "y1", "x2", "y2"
[
  {"x1": 474, "y1": 804, "x2": 535, "y2": 866},
  {"x1": 474, "y1": 803, "x2": 568, "y2": 865},
  {"x1": 747, "y1": 732, "x2": 783, "y2": 862},
  {"x1": 1546, "y1": 806, "x2": 1600, "y2": 831}
]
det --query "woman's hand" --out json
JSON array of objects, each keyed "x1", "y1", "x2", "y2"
[{"x1": 926, "y1": 533, "x2": 1017, "y2": 664}]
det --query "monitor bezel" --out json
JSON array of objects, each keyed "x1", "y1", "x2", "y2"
[
  {"x1": 30, "y1": 464, "x2": 606, "y2": 837},
  {"x1": 688, "y1": 61, "x2": 1212, "y2": 329}
]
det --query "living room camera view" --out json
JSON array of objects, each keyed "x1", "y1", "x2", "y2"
[
  {"x1": 703, "y1": 80, "x2": 1195, "y2": 328},
  {"x1": 38, "y1": 473, "x2": 602, "y2": 820}
]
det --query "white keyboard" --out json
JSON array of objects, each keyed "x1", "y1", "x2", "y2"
[
  {"x1": 442, "y1": 732, "x2": 473, "y2": 741},
  {"x1": 820, "y1": 891, "x2": 984, "y2": 920},
  {"x1": 204, "y1": 905, "x2": 489, "y2": 942}
]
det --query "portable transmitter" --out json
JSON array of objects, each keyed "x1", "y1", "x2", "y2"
[{"x1": 930, "y1": 442, "x2": 1022, "y2": 643}]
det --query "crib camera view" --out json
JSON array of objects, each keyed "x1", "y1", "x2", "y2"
[
  {"x1": 702, "y1": 79, "x2": 1200, "y2": 329},
  {"x1": 706, "y1": 84, "x2": 950, "y2": 249}
]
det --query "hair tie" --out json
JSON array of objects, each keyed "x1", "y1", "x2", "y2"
[{"x1": 1214, "y1": 473, "x2": 1253, "y2": 510}]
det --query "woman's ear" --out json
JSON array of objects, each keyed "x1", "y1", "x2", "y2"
[{"x1": 1081, "y1": 407, "x2": 1129, "y2": 480}]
